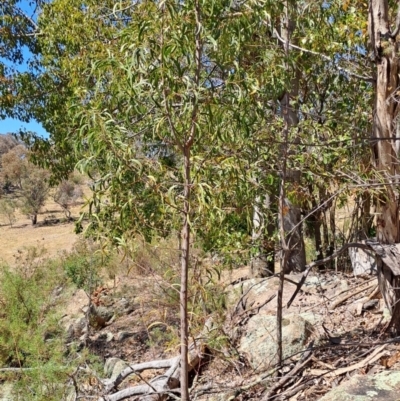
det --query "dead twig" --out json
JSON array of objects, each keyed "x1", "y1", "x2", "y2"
[
  {"x1": 287, "y1": 243, "x2": 375, "y2": 308},
  {"x1": 261, "y1": 341, "x2": 314, "y2": 400},
  {"x1": 367, "y1": 285, "x2": 380, "y2": 300},
  {"x1": 235, "y1": 294, "x2": 277, "y2": 320},
  {"x1": 309, "y1": 343, "x2": 388, "y2": 378},
  {"x1": 329, "y1": 280, "x2": 377, "y2": 310}
]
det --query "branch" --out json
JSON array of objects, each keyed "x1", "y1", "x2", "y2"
[
  {"x1": 261, "y1": 341, "x2": 314, "y2": 401},
  {"x1": 271, "y1": 27, "x2": 374, "y2": 83},
  {"x1": 329, "y1": 279, "x2": 377, "y2": 310},
  {"x1": 287, "y1": 242, "x2": 375, "y2": 308},
  {"x1": 104, "y1": 358, "x2": 177, "y2": 392},
  {"x1": 99, "y1": 357, "x2": 181, "y2": 401},
  {"x1": 309, "y1": 343, "x2": 388, "y2": 378},
  {"x1": 99, "y1": 319, "x2": 212, "y2": 401},
  {"x1": 15, "y1": 6, "x2": 39, "y2": 31}
]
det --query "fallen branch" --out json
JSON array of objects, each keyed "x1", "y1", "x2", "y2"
[
  {"x1": 331, "y1": 277, "x2": 377, "y2": 300},
  {"x1": 329, "y1": 280, "x2": 377, "y2": 310},
  {"x1": 99, "y1": 357, "x2": 181, "y2": 401},
  {"x1": 367, "y1": 285, "x2": 380, "y2": 300},
  {"x1": 104, "y1": 358, "x2": 177, "y2": 392},
  {"x1": 271, "y1": 383, "x2": 307, "y2": 400},
  {"x1": 287, "y1": 242, "x2": 375, "y2": 308},
  {"x1": 98, "y1": 320, "x2": 213, "y2": 401},
  {"x1": 0, "y1": 367, "x2": 35, "y2": 372},
  {"x1": 309, "y1": 343, "x2": 388, "y2": 378}
]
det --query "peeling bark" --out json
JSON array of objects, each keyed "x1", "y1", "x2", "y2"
[{"x1": 369, "y1": 0, "x2": 400, "y2": 333}]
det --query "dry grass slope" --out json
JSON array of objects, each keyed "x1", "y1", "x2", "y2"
[{"x1": 0, "y1": 187, "x2": 89, "y2": 265}]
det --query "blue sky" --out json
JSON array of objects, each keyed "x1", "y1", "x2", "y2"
[
  {"x1": 0, "y1": 118, "x2": 48, "y2": 138},
  {"x1": 0, "y1": 1, "x2": 48, "y2": 138}
]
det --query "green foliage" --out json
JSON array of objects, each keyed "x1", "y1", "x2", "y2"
[
  {"x1": 0, "y1": 1, "x2": 44, "y2": 121},
  {"x1": 19, "y1": 0, "x2": 374, "y2": 268},
  {"x1": 19, "y1": 167, "x2": 50, "y2": 225},
  {"x1": 0, "y1": 249, "x2": 70, "y2": 400},
  {"x1": 61, "y1": 240, "x2": 103, "y2": 291}
]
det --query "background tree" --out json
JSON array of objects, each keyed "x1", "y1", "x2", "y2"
[
  {"x1": 1, "y1": 144, "x2": 29, "y2": 189},
  {"x1": 19, "y1": 166, "x2": 50, "y2": 225},
  {"x1": 0, "y1": 133, "x2": 18, "y2": 156},
  {"x1": 53, "y1": 179, "x2": 82, "y2": 220},
  {"x1": 0, "y1": 145, "x2": 49, "y2": 224}
]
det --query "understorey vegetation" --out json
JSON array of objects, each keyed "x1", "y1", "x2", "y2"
[{"x1": 2, "y1": 0, "x2": 400, "y2": 399}]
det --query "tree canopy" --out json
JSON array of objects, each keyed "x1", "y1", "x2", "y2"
[{"x1": 3, "y1": 0, "x2": 400, "y2": 396}]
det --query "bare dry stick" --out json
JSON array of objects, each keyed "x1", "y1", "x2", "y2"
[
  {"x1": 261, "y1": 341, "x2": 314, "y2": 400},
  {"x1": 329, "y1": 280, "x2": 377, "y2": 310},
  {"x1": 309, "y1": 343, "x2": 388, "y2": 378},
  {"x1": 104, "y1": 358, "x2": 177, "y2": 393},
  {"x1": 368, "y1": 285, "x2": 380, "y2": 300},
  {"x1": 287, "y1": 242, "x2": 375, "y2": 308},
  {"x1": 98, "y1": 320, "x2": 212, "y2": 401}
]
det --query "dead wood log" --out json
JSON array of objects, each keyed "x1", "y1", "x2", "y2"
[{"x1": 98, "y1": 320, "x2": 213, "y2": 401}]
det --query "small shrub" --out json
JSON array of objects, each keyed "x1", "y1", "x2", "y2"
[
  {"x1": 0, "y1": 198, "x2": 16, "y2": 227},
  {"x1": 61, "y1": 241, "x2": 103, "y2": 291},
  {"x1": 70, "y1": 171, "x2": 85, "y2": 185},
  {"x1": 0, "y1": 251, "x2": 70, "y2": 400}
]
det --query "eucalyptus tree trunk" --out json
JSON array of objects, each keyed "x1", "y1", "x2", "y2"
[
  {"x1": 279, "y1": 2, "x2": 306, "y2": 273},
  {"x1": 180, "y1": 145, "x2": 191, "y2": 401},
  {"x1": 369, "y1": 0, "x2": 400, "y2": 332},
  {"x1": 178, "y1": 0, "x2": 201, "y2": 398},
  {"x1": 251, "y1": 194, "x2": 275, "y2": 277}
]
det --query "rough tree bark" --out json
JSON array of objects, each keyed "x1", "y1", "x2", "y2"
[{"x1": 368, "y1": 0, "x2": 400, "y2": 332}]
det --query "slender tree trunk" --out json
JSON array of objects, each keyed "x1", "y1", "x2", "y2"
[
  {"x1": 328, "y1": 198, "x2": 336, "y2": 269},
  {"x1": 280, "y1": 1, "x2": 306, "y2": 273},
  {"x1": 179, "y1": 0, "x2": 201, "y2": 397},
  {"x1": 180, "y1": 145, "x2": 190, "y2": 401},
  {"x1": 369, "y1": 0, "x2": 400, "y2": 332},
  {"x1": 277, "y1": 0, "x2": 292, "y2": 368},
  {"x1": 278, "y1": 95, "x2": 290, "y2": 368},
  {"x1": 307, "y1": 186, "x2": 324, "y2": 267},
  {"x1": 360, "y1": 192, "x2": 372, "y2": 238}
]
